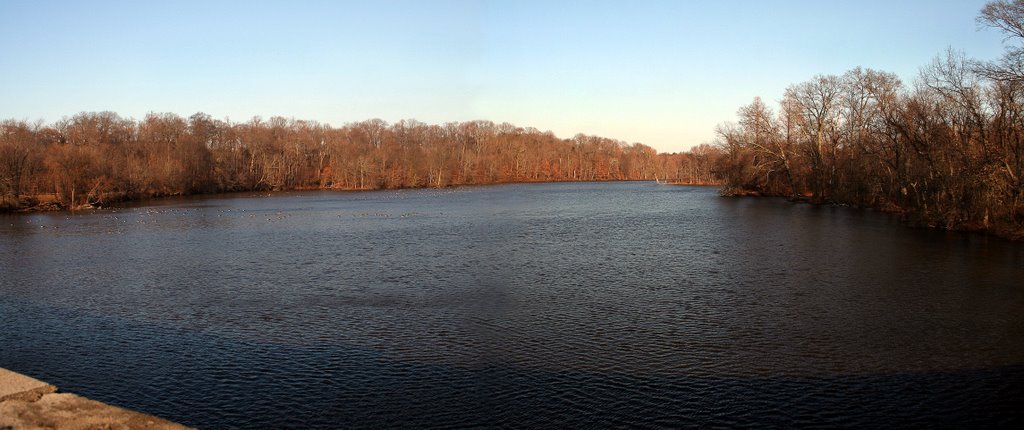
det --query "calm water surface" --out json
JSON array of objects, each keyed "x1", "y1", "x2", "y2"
[{"x1": 1, "y1": 182, "x2": 1022, "y2": 428}]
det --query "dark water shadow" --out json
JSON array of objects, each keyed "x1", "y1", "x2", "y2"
[{"x1": 3, "y1": 302, "x2": 1021, "y2": 429}]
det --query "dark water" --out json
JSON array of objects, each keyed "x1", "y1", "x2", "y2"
[{"x1": 1, "y1": 182, "x2": 1022, "y2": 428}]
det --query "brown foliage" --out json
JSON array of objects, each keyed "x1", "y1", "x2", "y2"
[
  {"x1": 715, "y1": 14, "x2": 1024, "y2": 238},
  {"x1": 0, "y1": 114, "x2": 723, "y2": 211}
]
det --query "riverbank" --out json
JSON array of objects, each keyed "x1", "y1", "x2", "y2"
[
  {"x1": 0, "y1": 368, "x2": 191, "y2": 429},
  {"x1": 719, "y1": 187, "x2": 1024, "y2": 241},
  {"x1": 2, "y1": 179, "x2": 722, "y2": 214}
]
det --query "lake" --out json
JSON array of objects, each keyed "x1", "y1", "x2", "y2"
[{"x1": 1, "y1": 182, "x2": 1022, "y2": 428}]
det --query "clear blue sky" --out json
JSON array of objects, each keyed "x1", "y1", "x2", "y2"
[{"x1": 0, "y1": 0, "x2": 1008, "y2": 153}]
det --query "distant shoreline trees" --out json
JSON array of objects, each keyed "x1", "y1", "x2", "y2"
[
  {"x1": 7, "y1": 3, "x2": 1023, "y2": 242},
  {"x1": 713, "y1": 0, "x2": 1024, "y2": 240},
  {"x1": 0, "y1": 114, "x2": 721, "y2": 212}
]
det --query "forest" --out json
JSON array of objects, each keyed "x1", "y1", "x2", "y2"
[
  {"x1": 5, "y1": 2, "x2": 1024, "y2": 241},
  {"x1": 714, "y1": 0, "x2": 1024, "y2": 239},
  {"x1": 0, "y1": 114, "x2": 720, "y2": 212}
]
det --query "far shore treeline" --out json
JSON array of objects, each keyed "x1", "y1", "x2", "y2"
[
  {"x1": 3, "y1": 1, "x2": 1024, "y2": 241},
  {"x1": 0, "y1": 114, "x2": 720, "y2": 211}
]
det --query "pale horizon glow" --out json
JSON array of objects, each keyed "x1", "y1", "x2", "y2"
[{"x1": 0, "y1": 0, "x2": 1009, "y2": 153}]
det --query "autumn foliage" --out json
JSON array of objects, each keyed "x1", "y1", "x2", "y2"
[
  {"x1": 716, "y1": 64, "x2": 1024, "y2": 238},
  {"x1": 0, "y1": 115, "x2": 720, "y2": 211},
  {"x1": 713, "y1": 1, "x2": 1024, "y2": 239}
]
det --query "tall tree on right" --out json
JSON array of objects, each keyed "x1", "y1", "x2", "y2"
[{"x1": 978, "y1": 0, "x2": 1024, "y2": 230}]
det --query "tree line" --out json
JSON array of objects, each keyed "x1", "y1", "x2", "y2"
[
  {"x1": 714, "y1": 0, "x2": 1024, "y2": 239},
  {"x1": 0, "y1": 114, "x2": 721, "y2": 211}
]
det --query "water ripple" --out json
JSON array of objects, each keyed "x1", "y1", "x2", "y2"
[{"x1": 2, "y1": 183, "x2": 1023, "y2": 428}]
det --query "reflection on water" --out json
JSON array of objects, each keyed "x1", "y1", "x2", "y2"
[{"x1": 2, "y1": 183, "x2": 1022, "y2": 428}]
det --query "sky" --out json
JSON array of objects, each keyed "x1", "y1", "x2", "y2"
[{"x1": 0, "y1": 0, "x2": 1011, "y2": 153}]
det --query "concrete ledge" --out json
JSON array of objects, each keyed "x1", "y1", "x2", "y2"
[
  {"x1": 0, "y1": 368, "x2": 192, "y2": 430},
  {"x1": 0, "y1": 369, "x2": 56, "y2": 402}
]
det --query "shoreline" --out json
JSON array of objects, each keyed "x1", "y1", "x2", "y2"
[
  {"x1": 0, "y1": 367, "x2": 191, "y2": 429},
  {"x1": 720, "y1": 188, "x2": 1024, "y2": 242},
  {"x1": 7, "y1": 181, "x2": 1016, "y2": 241},
  {"x1": 1, "y1": 179, "x2": 722, "y2": 215}
]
